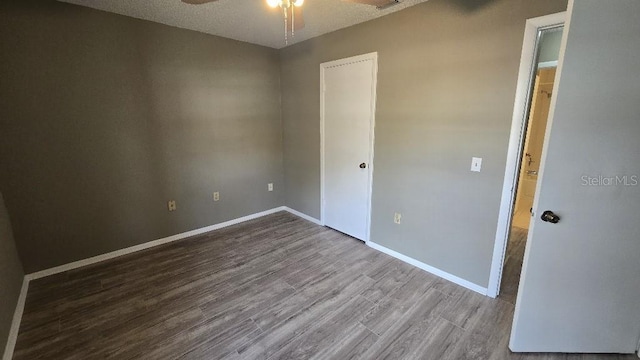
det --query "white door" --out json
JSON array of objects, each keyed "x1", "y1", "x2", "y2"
[
  {"x1": 510, "y1": 0, "x2": 640, "y2": 353},
  {"x1": 321, "y1": 54, "x2": 377, "y2": 241}
]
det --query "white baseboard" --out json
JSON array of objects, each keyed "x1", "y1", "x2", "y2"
[
  {"x1": 26, "y1": 205, "x2": 324, "y2": 281},
  {"x1": 279, "y1": 211, "x2": 486, "y2": 296},
  {"x1": 282, "y1": 207, "x2": 322, "y2": 225},
  {"x1": 26, "y1": 206, "x2": 287, "y2": 281},
  {"x1": 2, "y1": 278, "x2": 28, "y2": 360},
  {"x1": 5, "y1": 206, "x2": 488, "y2": 360},
  {"x1": 367, "y1": 241, "x2": 488, "y2": 296},
  {"x1": 4, "y1": 206, "x2": 291, "y2": 360}
]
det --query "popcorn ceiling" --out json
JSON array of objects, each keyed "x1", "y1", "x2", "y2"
[{"x1": 59, "y1": 0, "x2": 429, "y2": 49}]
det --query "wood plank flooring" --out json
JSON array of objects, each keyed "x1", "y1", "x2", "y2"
[
  {"x1": 13, "y1": 212, "x2": 636, "y2": 359},
  {"x1": 511, "y1": 210, "x2": 531, "y2": 230},
  {"x1": 498, "y1": 226, "x2": 528, "y2": 305}
]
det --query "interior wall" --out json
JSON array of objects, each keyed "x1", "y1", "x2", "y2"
[
  {"x1": 280, "y1": 0, "x2": 567, "y2": 288},
  {"x1": 0, "y1": 192, "x2": 24, "y2": 354},
  {"x1": 0, "y1": 0, "x2": 284, "y2": 273}
]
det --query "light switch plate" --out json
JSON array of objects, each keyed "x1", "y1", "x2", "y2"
[
  {"x1": 471, "y1": 157, "x2": 482, "y2": 172},
  {"x1": 394, "y1": 212, "x2": 402, "y2": 224}
]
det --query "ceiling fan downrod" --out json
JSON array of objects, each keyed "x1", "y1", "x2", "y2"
[{"x1": 267, "y1": 0, "x2": 304, "y2": 45}]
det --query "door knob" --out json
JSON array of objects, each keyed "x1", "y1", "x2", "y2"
[
  {"x1": 359, "y1": 163, "x2": 367, "y2": 169},
  {"x1": 541, "y1": 210, "x2": 560, "y2": 224}
]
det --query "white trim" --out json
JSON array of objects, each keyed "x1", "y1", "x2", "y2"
[
  {"x1": 3, "y1": 206, "x2": 321, "y2": 359},
  {"x1": 538, "y1": 60, "x2": 558, "y2": 68},
  {"x1": 4, "y1": 206, "x2": 290, "y2": 359},
  {"x1": 320, "y1": 52, "x2": 378, "y2": 242},
  {"x1": 368, "y1": 241, "x2": 488, "y2": 295},
  {"x1": 486, "y1": 11, "x2": 566, "y2": 298},
  {"x1": 282, "y1": 207, "x2": 321, "y2": 225},
  {"x1": 26, "y1": 207, "x2": 287, "y2": 281},
  {"x1": 3, "y1": 207, "x2": 490, "y2": 359},
  {"x1": 2, "y1": 278, "x2": 28, "y2": 360}
]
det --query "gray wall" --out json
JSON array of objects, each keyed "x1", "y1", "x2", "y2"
[
  {"x1": 0, "y1": 0, "x2": 284, "y2": 273},
  {"x1": 280, "y1": 0, "x2": 567, "y2": 287},
  {"x1": 538, "y1": 28, "x2": 563, "y2": 63},
  {"x1": 0, "y1": 192, "x2": 24, "y2": 355}
]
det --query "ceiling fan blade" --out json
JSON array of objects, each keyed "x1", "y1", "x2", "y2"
[
  {"x1": 181, "y1": 0, "x2": 219, "y2": 4},
  {"x1": 343, "y1": 0, "x2": 398, "y2": 8},
  {"x1": 293, "y1": 6, "x2": 305, "y2": 30}
]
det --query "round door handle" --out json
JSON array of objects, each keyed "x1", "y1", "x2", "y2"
[
  {"x1": 359, "y1": 163, "x2": 367, "y2": 169},
  {"x1": 541, "y1": 210, "x2": 560, "y2": 224}
]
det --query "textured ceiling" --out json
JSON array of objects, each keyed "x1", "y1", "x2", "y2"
[{"x1": 58, "y1": 0, "x2": 430, "y2": 49}]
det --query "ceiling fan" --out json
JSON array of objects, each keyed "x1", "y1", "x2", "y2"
[
  {"x1": 181, "y1": 0, "x2": 401, "y2": 45},
  {"x1": 181, "y1": 0, "x2": 306, "y2": 45},
  {"x1": 345, "y1": 0, "x2": 401, "y2": 10}
]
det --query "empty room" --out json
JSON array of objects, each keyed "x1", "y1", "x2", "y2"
[{"x1": 1, "y1": 0, "x2": 639, "y2": 359}]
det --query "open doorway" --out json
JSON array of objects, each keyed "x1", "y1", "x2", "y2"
[{"x1": 498, "y1": 27, "x2": 563, "y2": 304}]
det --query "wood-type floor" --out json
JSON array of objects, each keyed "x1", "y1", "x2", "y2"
[
  {"x1": 498, "y1": 226, "x2": 528, "y2": 305},
  {"x1": 13, "y1": 212, "x2": 636, "y2": 359}
]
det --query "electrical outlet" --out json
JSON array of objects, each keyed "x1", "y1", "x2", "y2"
[
  {"x1": 168, "y1": 200, "x2": 177, "y2": 211},
  {"x1": 394, "y1": 212, "x2": 402, "y2": 224},
  {"x1": 268, "y1": 183, "x2": 273, "y2": 192},
  {"x1": 213, "y1": 192, "x2": 220, "y2": 202}
]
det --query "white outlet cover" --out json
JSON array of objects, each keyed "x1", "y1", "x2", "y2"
[
  {"x1": 471, "y1": 157, "x2": 482, "y2": 172},
  {"x1": 394, "y1": 213, "x2": 402, "y2": 224}
]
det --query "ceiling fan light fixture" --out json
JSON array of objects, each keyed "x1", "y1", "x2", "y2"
[{"x1": 266, "y1": 0, "x2": 305, "y2": 45}]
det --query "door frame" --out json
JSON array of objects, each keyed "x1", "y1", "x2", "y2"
[
  {"x1": 320, "y1": 52, "x2": 378, "y2": 243},
  {"x1": 486, "y1": 12, "x2": 566, "y2": 298}
]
